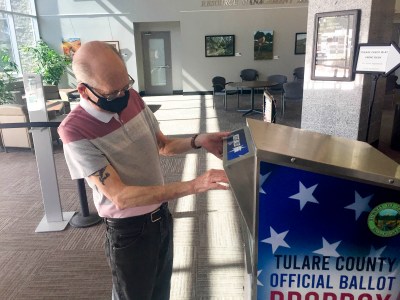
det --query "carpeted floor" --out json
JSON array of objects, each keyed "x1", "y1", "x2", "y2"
[{"x1": 0, "y1": 93, "x2": 397, "y2": 299}]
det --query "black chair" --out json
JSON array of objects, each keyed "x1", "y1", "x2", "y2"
[
  {"x1": 293, "y1": 67, "x2": 304, "y2": 82},
  {"x1": 266, "y1": 74, "x2": 287, "y2": 99},
  {"x1": 240, "y1": 69, "x2": 259, "y2": 82},
  {"x1": 282, "y1": 81, "x2": 303, "y2": 116},
  {"x1": 239, "y1": 69, "x2": 260, "y2": 106},
  {"x1": 212, "y1": 76, "x2": 238, "y2": 110}
]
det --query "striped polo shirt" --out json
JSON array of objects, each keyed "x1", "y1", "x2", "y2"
[{"x1": 58, "y1": 90, "x2": 164, "y2": 218}]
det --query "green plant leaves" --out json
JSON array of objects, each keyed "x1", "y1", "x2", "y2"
[
  {"x1": 23, "y1": 40, "x2": 71, "y2": 86},
  {"x1": 0, "y1": 48, "x2": 19, "y2": 104}
]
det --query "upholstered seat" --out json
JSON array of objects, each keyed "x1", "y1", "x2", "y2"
[
  {"x1": 282, "y1": 81, "x2": 303, "y2": 116},
  {"x1": 267, "y1": 74, "x2": 287, "y2": 99},
  {"x1": 0, "y1": 104, "x2": 33, "y2": 151},
  {"x1": 0, "y1": 103, "x2": 66, "y2": 152},
  {"x1": 212, "y1": 76, "x2": 238, "y2": 110}
]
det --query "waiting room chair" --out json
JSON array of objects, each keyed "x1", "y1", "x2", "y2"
[
  {"x1": 0, "y1": 104, "x2": 33, "y2": 152},
  {"x1": 0, "y1": 104, "x2": 67, "y2": 152},
  {"x1": 282, "y1": 81, "x2": 303, "y2": 116},
  {"x1": 43, "y1": 85, "x2": 71, "y2": 114},
  {"x1": 212, "y1": 76, "x2": 238, "y2": 110},
  {"x1": 293, "y1": 67, "x2": 304, "y2": 82},
  {"x1": 266, "y1": 74, "x2": 287, "y2": 99},
  {"x1": 240, "y1": 69, "x2": 259, "y2": 82},
  {"x1": 239, "y1": 69, "x2": 260, "y2": 106}
]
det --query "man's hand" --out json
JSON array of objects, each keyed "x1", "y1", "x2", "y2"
[
  {"x1": 191, "y1": 169, "x2": 229, "y2": 193},
  {"x1": 196, "y1": 132, "x2": 230, "y2": 159}
]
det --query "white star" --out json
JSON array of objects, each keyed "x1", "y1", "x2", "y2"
[
  {"x1": 313, "y1": 237, "x2": 341, "y2": 257},
  {"x1": 367, "y1": 246, "x2": 387, "y2": 261},
  {"x1": 261, "y1": 227, "x2": 290, "y2": 254},
  {"x1": 259, "y1": 172, "x2": 271, "y2": 194},
  {"x1": 289, "y1": 182, "x2": 319, "y2": 210},
  {"x1": 344, "y1": 191, "x2": 373, "y2": 220},
  {"x1": 257, "y1": 270, "x2": 263, "y2": 286}
]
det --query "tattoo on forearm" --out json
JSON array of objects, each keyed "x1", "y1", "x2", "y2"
[{"x1": 93, "y1": 167, "x2": 110, "y2": 185}]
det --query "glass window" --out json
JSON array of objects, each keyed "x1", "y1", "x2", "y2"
[
  {"x1": 149, "y1": 38, "x2": 166, "y2": 86},
  {"x1": 11, "y1": 0, "x2": 34, "y2": 15},
  {"x1": 0, "y1": 0, "x2": 39, "y2": 75},
  {"x1": 0, "y1": 12, "x2": 13, "y2": 62},
  {"x1": 0, "y1": 0, "x2": 6, "y2": 10},
  {"x1": 13, "y1": 14, "x2": 36, "y2": 73}
]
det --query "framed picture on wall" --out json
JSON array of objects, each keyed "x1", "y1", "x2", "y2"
[
  {"x1": 311, "y1": 9, "x2": 360, "y2": 81},
  {"x1": 104, "y1": 41, "x2": 120, "y2": 52},
  {"x1": 294, "y1": 32, "x2": 306, "y2": 55},
  {"x1": 205, "y1": 35, "x2": 235, "y2": 57},
  {"x1": 62, "y1": 38, "x2": 81, "y2": 59},
  {"x1": 254, "y1": 30, "x2": 274, "y2": 60}
]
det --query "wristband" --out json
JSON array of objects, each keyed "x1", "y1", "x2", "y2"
[{"x1": 191, "y1": 134, "x2": 201, "y2": 149}]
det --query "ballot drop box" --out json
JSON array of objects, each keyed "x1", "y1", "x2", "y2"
[{"x1": 223, "y1": 119, "x2": 400, "y2": 300}]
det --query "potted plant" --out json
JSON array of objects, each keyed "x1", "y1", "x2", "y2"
[
  {"x1": 0, "y1": 49, "x2": 19, "y2": 105},
  {"x1": 23, "y1": 40, "x2": 71, "y2": 86}
]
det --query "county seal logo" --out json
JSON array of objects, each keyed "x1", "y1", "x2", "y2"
[{"x1": 368, "y1": 202, "x2": 400, "y2": 237}]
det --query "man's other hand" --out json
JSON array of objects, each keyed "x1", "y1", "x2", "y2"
[{"x1": 191, "y1": 169, "x2": 230, "y2": 193}]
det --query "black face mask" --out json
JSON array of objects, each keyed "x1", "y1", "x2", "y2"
[{"x1": 88, "y1": 90, "x2": 130, "y2": 113}]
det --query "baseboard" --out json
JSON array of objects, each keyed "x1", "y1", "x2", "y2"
[
  {"x1": 139, "y1": 90, "x2": 183, "y2": 96},
  {"x1": 139, "y1": 90, "x2": 258, "y2": 96},
  {"x1": 183, "y1": 91, "x2": 213, "y2": 96}
]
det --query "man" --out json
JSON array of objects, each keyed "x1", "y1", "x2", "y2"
[{"x1": 58, "y1": 41, "x2": 230, "y2": 300}]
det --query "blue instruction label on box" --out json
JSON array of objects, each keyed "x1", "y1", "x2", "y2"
[{"x1": 227, "y1": 129, "x2": 249, "y2": 161}]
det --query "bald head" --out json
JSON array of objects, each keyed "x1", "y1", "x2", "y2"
[{"x1": 72, "y1": 41, "x2": 127, "y2": 89}]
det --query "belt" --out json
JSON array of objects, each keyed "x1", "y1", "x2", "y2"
[{"x1": 104, "y1": 203, "x2": 168, "y2": 228}]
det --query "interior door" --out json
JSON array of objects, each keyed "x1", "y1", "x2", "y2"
[{"x1": 142, "y1": 31, "x2": 173, "y2": 95}]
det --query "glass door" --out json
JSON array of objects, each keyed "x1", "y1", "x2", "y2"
[{"x1": 142, "y1": 31, "x2": 173, "y2": 95}]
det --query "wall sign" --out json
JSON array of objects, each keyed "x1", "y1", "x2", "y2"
[
  {"x1": 311, "y1": 10, "x2": 360, "y2": 81},
  {"x1": 354, "y1": 42, "x2": 400, "y2": 75}
]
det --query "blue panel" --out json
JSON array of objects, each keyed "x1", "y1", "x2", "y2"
[
  {"x1": 256, "y1": 161, "x2": 400, "y2": 299},
  {"x1": 227, "y1": 129, "x2": 249, "y2": 161}
]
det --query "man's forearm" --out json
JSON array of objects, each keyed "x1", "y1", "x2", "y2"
[
  {"x1": 113, "y1": 180, "x2": 195, "y2": 210},
  {"x1": 159, "y1": 135, "x2": 201, "y2": 156}
]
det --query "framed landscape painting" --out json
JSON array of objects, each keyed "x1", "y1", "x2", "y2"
[
  {"x1": 254, "y1": 30, "x2": 274, "y2": 60},
  {"x1": 62, "y1": 38, "x2": 81, "y2": 58},
  {"x1": 295, "y1": 32, "x2": 306, "y2": 55},
  {"x1": 205, "y1": 35, "x2": 235, "y2": 57}
]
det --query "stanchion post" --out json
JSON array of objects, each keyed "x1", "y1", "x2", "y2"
[
  {"x1": 69, "y1": 179, "x2": 102, "y2": 228},
  {"x1": 23, "y1": 73, "x2": 75, "y2": 232}
]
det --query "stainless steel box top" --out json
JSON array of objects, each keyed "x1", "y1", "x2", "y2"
[{"x1": 247, "y1": 119, "x2": 400, "y2": 190}]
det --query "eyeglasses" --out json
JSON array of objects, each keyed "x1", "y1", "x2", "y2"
[{"x1": 82, "y1": 75, "x2": 135, "y2": 101}]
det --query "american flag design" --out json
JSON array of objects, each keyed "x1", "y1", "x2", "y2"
[{"x1": 257, "y1": 161, "x2": 400, "y2": 300}]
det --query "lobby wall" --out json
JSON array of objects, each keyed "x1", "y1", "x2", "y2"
[
  {"x1": 35, "y1": 1, "x2": 139, "y2": 90},
  {"x1": 35, "y1": 0, "x2": 308, "y2": 93},
  {"x1": 179, "y1": 7, "x2": 308, "y2": 92}
]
